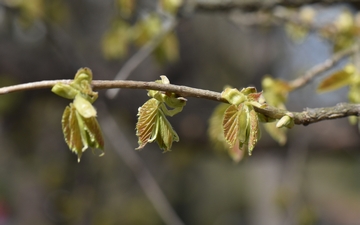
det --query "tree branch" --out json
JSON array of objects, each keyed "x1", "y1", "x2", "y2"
[
  {"x1": 288, "y1": 44, "x2": 359, "y2": 90},
  {"x1": 1, "y1": 79, "x2": 360, "y2": 126}
]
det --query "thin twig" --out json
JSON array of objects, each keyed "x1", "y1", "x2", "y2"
[
  {"x1": 1, "y1": 79, "x2": 360, "y2": 126},
  {"x1": 0, "y1": 79, "x2": 223, "y2": 101},
  {"x1": 288, "y1": 44, "x2": 359, "y2": 90}
]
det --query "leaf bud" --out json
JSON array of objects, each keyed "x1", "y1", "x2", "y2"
[
  {"x1": 276, "y1": 113, "x2": 294, "y2": 129},
  {"x1": 52, "y1": 83, "x2": 79, "y2": 99},
  {"x1": 221, "y1": 88, "x2": 246, "y2": 105}
]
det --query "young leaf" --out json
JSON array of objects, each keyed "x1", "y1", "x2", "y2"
[
  {"x1": 155, "y1": 110, "x2": 180, "y2": 151},
  {"x1": 317, "y1": 64, "x2": 354, "y2": 93},
  {"x1": 223, "y1": 104, "x2": 248, "y2": 148},
  {"x1": 221, "y1": 88, "x2": 247, "y2": 105},
  {"x1": 247, "y1": 107, "x2": 260, "y2": 155},
  {"x1": 62, "y1": 105, "x2": 83, "y2": 160},
  {"x1": 62, "y1": 104, "x2": 104, "y2": 162},
  {"x1": 82, "y1": 115, "x2": 104, "y2": 151},
  {"x1": 136, "y1": 98, "x2": 160, "y2": 149},
  {"x1": 51, "y1": 83, "x2": 79, "y2": 100},
  {"x1": 73, "y1": 94, "x2": 97, "y2": 118}
]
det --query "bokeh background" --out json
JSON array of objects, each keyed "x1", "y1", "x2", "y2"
[{"x1": 1, "y1": 0, "x2": 360, "y2": 224}]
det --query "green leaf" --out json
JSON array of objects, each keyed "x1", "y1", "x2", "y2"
[
  {"x1": 222, "y1": 104, "x2": 249, "y2": 148},
  {"x1": 136, "y1": 98, "x2": 160, "y2": 149},
  {"x1": 155, "y1": 109, "x2": 179, "y2": 151},
  {"x1": 82, "y1": 115, "x2": 104, "y2": 151},
  {"x1": 147, "y1": 76, "x2": 186, "y2": 116},
  {"x1": 62, "y1": 104, "x2": 104, "y2": 162},
  {"x1": 221, "y1": 88, "x2": 246, "y2": 105},
  {"x1": 62, "y1": 105, "x2": 83, "y2": 160},
  {"x1": 136, "y1": 99, "x2": 179, "y2": 151},
  {"x1": 240, "y1": 87, "x2": 257, "y2": 95},
  {"x1": 247, "y1": 107, "x2": 260, "y2": 155},
  {"x1": 73, "y1": 94, "x2": 97, "y2": 118},
  {"x1": 208, "y1": 103, "x2": 247, "y2": 162},
  {"x1": 317, "y1": 64, "x2": 354, "y2": 93},
  {"x1": 51, "y1": 83, "x2": 79, "y2": 99}
]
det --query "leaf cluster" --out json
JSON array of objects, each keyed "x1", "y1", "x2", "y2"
[
  {"x1": 101, "y1": 0, "x2": 180, "y2": 63},
  {"x1": 52, "y1": 68, "x2": 104, "y2": 162},
  {"x1": 136, "y1": 76, "x2": 186, "y2": 151},
  {"x1": 209, "y1": 87, "x2": 265, "y2": 161}
]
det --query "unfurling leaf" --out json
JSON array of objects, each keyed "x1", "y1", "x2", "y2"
[
  {"x1": 223, "y1": 104, "x2": 246, "y2": 148},
  {"x1": 53, "y1": 67, "x2": 103, "y2": 162},
  {"x1": 62, "y1": 104, "x2": 104, "y2": 162},
  {"x1": 147, "y1": 76, "x2": 187, "y2": 116},
  {"x1": 52, "y1": 67, "x2": 98, "y2": 102},
  {"x1": 248, "y1": 109, "x2": 260, "y2": 155},
  {"x1": 136, "y1": 98, "x2": 179, "y2": 151},
  {"x1": 51, "y1": 83, "x2": 79, "y2": 100},
  {"x1": 137, "y1": 77, "x2": 185, "y2": 151},
  {"x1": 218, "y1": 86, "x2": 264, "y2": 160},
  {"x1": 317, "y1": 64, "x2": 354, "y2": 93},
  {"x1": 221, "y1": 88, "x2": 246, "y2": 105},
  {"x1": 222, "y1": 103, "x2": 261, "y2": 157},
  {"x1": 155, "y1": 110, "x2": 179, "y2": 151},
  {"x1": 209, "y1": 103, "x2": 246, "y2": 162},
  {"x1": 73, "y1": 94, "x2": 97, "y2": 118},
  {"x1": 136, "y1": 98, "x2": 160, "y2": 149}
]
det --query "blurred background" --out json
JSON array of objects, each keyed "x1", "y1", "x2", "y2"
[{"x1": 1, "y1": 0, "x2": 360, "y2": 224}]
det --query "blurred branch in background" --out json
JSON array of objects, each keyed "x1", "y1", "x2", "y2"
[
  {"x1": 193, "y1": 0, "x2": 360, "y2": 12},
  {"x1": 106, "y1": 14, "x2": 177, "y2": 99},
  {"x1": 289, "y1": 44, "x2": 358, "y2": 90},
  {"x1": 99, "y1": 101, "x2": 185, "y2": 225}
]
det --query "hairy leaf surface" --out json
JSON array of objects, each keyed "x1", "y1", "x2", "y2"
[
  {"x1": 136, "y1": 98, "x2": 160, "y2": 149},
  {"x1": 62, "y1": 104, "x2": 84, "y2": 161},
  {"x1": 248, "y1": 108, "x2": 260, "y2": 155},
  {"x1": 223, "y1": 104, "x2": 249, "y2": 148},
  {"x1": 62, "y1": 104, "x2": 104, "y2": 162}
]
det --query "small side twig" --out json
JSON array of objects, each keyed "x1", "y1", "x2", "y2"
[{"x1": 288, "y1": 44, "x2": 359, "y2": 90}]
